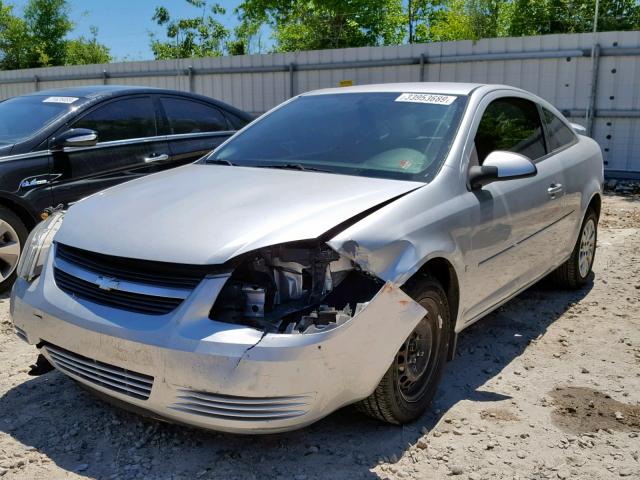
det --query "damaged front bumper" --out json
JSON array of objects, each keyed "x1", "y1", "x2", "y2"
[{"x1": 10, "y1": 257, "x2": 425, "y2": 433}]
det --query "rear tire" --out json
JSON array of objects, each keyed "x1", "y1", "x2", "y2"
[
  {"x1": 0, "y1": 206, "x2": 27, "y2": 292},
  {"x1": 553, "y1": 209, "x2": 598, "y2": 289},
  {"x1": 355, "y1": 276, "x2": 450, "y2": 424}
]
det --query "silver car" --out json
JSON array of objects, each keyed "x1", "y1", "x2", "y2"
[{"x1": 10, "y1": 83, "x2": 603, "y2": 434}]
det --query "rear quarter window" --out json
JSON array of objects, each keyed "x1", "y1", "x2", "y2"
[
  {"x1": 160, "y1": 97, "x2": 229, "y2": 134},
  {"x1": 543, "y1": 108, "x2": 577, "y2": 151}
]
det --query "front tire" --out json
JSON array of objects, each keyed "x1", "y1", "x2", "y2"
[
  {"x1": 356, "y1": 276, "x2": 450, "y2": 424},
  {"x1": 0, "y1": 206, "x2": 27, "y2": 292},
  {"x1": 553, "y1": 209, "x2": 598, "y2": 289}
]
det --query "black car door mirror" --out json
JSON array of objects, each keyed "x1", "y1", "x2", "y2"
[
  {"x1": 469, "y1": 151, "x2": 537, "y2": 190},
  {"x1": 50, "y1": 128, "x2": 98, "y2": 151}
]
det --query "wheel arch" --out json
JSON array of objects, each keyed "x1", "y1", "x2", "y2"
[
  {"x1": 0, "y1": 194, "x2": 38, "y2": 231},
  {"x1": 587, "y1": 191, "x2": 602, "y2": 219},
  {"x1": 402, "y1": 256, "x2": 460, "y2": 361}
]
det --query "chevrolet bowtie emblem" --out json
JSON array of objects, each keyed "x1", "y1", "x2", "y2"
[{"x1": 95, "y1": 276, "x2": 120, "y2": 291}]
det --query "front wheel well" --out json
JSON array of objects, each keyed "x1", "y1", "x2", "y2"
[
  {"x1": 0, "y1": 197, "x2": 37, "y2": 231},
  {"x1": 402, "y1": 257, "x2": 460, "y2": 361}
]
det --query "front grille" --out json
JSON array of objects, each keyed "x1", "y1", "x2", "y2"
[
  {"x1": 170, "y1": 389, "x2": 312, "y2": 421},
  {"x1": 45, "y1": 344, "x2": 154, "y2": 400},
  {"x1": 54, "y1": 267, "x2": 184, "y2": 315},
  {"x1": 55, "y1": 243, "x2": 218, "y2": 289}
]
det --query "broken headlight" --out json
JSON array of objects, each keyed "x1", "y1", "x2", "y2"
[
  {"x1": 210, "y1": 241, "x2": 381, "y2": 333},
  {"x1": 17, "y1": 210, "x2": 65, "y2": 282}
]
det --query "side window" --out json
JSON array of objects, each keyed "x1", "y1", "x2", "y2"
[
  {"x1": 542, "y1": 108, "x2": 576, "y2": 151},
  {"x1": 73, "y1": 97, "x2": 156, "y2": 142},
  {"x1": 160, "y1": 97, "x2": 228, "y2": 134},
  {"x1": 225, "y1": 112, "x2": 249, "y2": 130},
  {"x1": 475, "y1": 97, "x2": 546, "y2": 164}
]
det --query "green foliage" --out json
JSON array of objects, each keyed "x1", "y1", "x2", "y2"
[
  {"x1": 0, "y1": 2, "x2": 31, "y2": 69},
  {"x1": 65, "y1": 26, "x2": 111, "y2": 65},
  {"x1": 150, "y1": 0, "x2": 229, "y2": 59},
  {"x1": 501, "y1": 0, "x2": 640, "y2": 36},
  {"x1": 0, "y1": 0, "x2": 111, "y2": 70},
  {"x1": 149, "y1": 0, "x2": 640, "y2": 57},
  {"x1": 23, "y1": 0, "x2": 72, "y2": 66},
  {"x1": 420, "y1": 0, "x2": 640, "y2": 42},
  {"x1": 235, "y1": 0, "x2": 406, "y2": 52}
]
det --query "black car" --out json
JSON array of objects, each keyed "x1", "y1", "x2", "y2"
[{"x1": 0, "y1": 85, "x2": 251, "y2": 291}]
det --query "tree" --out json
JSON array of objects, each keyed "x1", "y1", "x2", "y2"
[
  {"x1": 65, "y1": 26, "x2": 111, "y2": 65},
  {"x1": 0, "y1": 2, "x2": 30, "y2": 69},
  {"x1": 424, "y1": 0, "x2": 505, "y2": 42},
  {"x1": 150, "y1": 0, "x2": 229, "y2": 59},
  {"x1": 23, "y1": 0, "x2": 72, "y2": 66},
  {"x1": 0, "y1": 0, "x2": 111, "y2": 70},
  {"x1": 235, "y1": 0, "x2": 406, "y2": 52},
  {"x1": 501, "y1": 0, "x2": 640, "y2": 36}
]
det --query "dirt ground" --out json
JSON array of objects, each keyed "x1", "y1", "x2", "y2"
[{"x1": 0, "y1": 193, "x2": 638, "y2": 480}]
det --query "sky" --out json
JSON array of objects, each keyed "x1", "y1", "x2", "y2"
[{"x1": 10, "y1": 0, "x2": 246, "y2": 61}]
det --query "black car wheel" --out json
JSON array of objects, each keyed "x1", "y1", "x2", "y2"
[
  {"x1": 356, "y1": 276, "x2": 450, "y2": 424},
  {"x1": 0, "y1": 206, "x2": 28, "y2": 292}
]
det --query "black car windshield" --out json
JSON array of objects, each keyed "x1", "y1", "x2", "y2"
[
  {"x1": 0, "y1": 95, "x2": 79, "y2": 145},
  {"x1": 206, "y1": 92, "x2": 468, "y2": 181}
]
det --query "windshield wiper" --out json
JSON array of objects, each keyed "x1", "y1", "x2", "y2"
[
  {"x1": 204, "y1": 158, "x2": 236, "y2": 166},
  {"x1": 254, "y1": 163, "x2": 332, "y2": 173}
]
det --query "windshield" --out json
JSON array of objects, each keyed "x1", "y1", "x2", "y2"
[
  {"x1": 207, "y1": 92, "x2": 467, "y2": 181},
  {"x1": 0, "y1": 95, "x2": 79, "y2": 145}
]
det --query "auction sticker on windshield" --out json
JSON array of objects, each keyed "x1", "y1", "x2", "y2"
[
  {"x1": 42, "y1": 96, "x2": 79, "y2": 104},
  {"x1": 395, "y1": 93, "x2": 456, "y2": 105}
]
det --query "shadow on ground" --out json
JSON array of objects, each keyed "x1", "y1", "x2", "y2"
[{"x1": 1, "y1": 278, "x2": 593, "y2": 480}]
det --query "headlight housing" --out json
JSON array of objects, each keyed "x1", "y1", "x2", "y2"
[
  {"x1": 17, "y1": 211, "x2": 65, "y2": 282},
  {"x1": 209, "y1": 241, "x2": 380, "y2": 334}
]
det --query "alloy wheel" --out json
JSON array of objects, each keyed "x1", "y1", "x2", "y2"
[
  {"x1": 0, "y1": 220, "x2": 21, "y2": 282},
  {"x1": 578, "y1": 218, "x2": 596, "y2": 278}
]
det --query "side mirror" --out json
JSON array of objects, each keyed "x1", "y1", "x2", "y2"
[
  {"x1": 49, "y1": 128, "x2": 98, "y2": 151},
  {"x1": 469, "y1": 151, "x2": 537, "y2": 190}
]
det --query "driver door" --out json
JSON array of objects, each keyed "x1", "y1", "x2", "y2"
[
  {"x1": 463, "y1": 95, "x2": 566, "y2": 322},
  {"x1": 49, "y1": 95, "x2": 169, "y2": 207}
]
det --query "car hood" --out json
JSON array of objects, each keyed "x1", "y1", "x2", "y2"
[{"x1": 56, "y1": 164, "x2": 422, "y2": 264}]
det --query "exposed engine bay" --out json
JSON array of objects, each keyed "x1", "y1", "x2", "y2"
[{"x1": 210, "y1": 241, "x2": 382, "y2": 333}]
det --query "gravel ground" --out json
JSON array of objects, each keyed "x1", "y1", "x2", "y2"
[{"x1": 0, "y1": 193, "x2": 638, "y2": 480}]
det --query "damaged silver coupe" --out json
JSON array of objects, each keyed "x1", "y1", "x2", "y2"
[{"x1": 10, "y1": 83, "x2": 603, "y2": 433}]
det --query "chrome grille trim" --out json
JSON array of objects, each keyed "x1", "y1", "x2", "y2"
[
  {"x1": 54, "y1": 257, "x2": 191, "y2": 299},
  {"x1": 45, "y1": 344, "x2": 153, "y2": 400},
  {"x1": 55, "y1": 242, "x2": 218, "y2": 289},
  {"x1": 54, "y1": 268, "x2": 184, "y2": 315},
  {"x1": 170, "y1": 390, "x2": 313, "y2": 421}
]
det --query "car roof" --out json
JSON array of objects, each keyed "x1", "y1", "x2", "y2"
[
  {"x1": 20, "y1": 85, "x2": 251, "y2": 120},
  {"x1": 22, "y1": 85, "x2": 169, "y2": 99},
  {"x1": 303, "y1": 82, "x2": 515, "y2": 97}
]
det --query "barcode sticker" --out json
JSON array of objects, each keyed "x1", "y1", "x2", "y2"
[
  {"x1": 395, "y1": 93, "x2": 456, "y2": 105},
  {"x1": 43, "y1": 96, "x2": 79, "y2": 104}
]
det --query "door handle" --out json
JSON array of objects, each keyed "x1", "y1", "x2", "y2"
[
  {"x1": 143, "y1": 153, "x2": 169, "y2": 163},
  {"x1": 547, "y1": 183, "x2": 563, "y2": 197}
]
